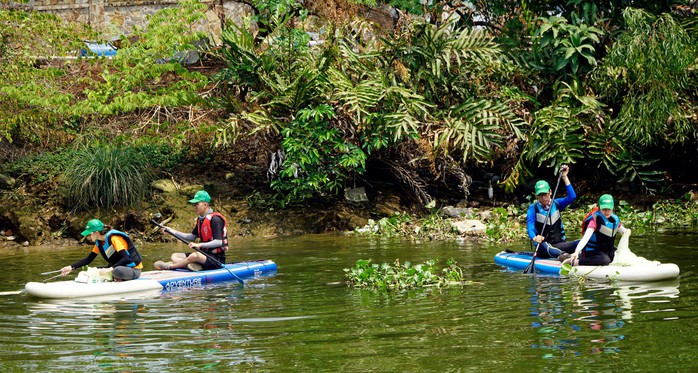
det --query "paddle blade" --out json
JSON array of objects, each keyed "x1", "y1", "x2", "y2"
[{"x1": 522, "y1": 257, "x2": 536, "y2": 274}]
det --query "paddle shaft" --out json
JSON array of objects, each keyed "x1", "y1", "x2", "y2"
[
  {"x1": 42, "y1": 273, "x2": 64, "y2": 283},
  {"x1": 150, "y1": 220, "x2": 244, "y2": 284},
  {"x1": 524, "y1": 171, "x2": 563, "y2": 274}
]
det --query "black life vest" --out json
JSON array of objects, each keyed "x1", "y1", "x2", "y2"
[
  {"x1": 97, "y1": 230, "x2": 143, "y2": 267},
  {"x1": 534, "y1": 200, "x2": 566, "y2": 244}
]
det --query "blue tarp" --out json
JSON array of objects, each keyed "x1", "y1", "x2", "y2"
[{"x1": 80, "y1": 41, "x2": 117, "y2": 57}]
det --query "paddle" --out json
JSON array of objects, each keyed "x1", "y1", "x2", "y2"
[
  {"x1": 42, "y1": 273, "x2": 64, "y2": 283},
  {"x1": 150, "y1": 220, "x2": 244, "y2": 285},
  {"x1": 523, "y1": 170, "x2": 563, "y2": 274}
]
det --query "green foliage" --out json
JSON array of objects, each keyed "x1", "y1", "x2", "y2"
[
  {"x1": 62, "y1": 145, "x2": 154, "y2": 210},
  {"x1": 130, "y1": 143, "x2": 185, "y2": 172},
  {"x1": 0, "y1": 10, "x2": 91, "y2": 143},
  {"x1": 355, "y1": 202, "x2": 462, "y2": 240},
  {"x1": 2, "y1": 149, "x2": 78, "y2": 185},
  {"x1": 485, "y1": 205, "x2": 525, "y2": 243},
  {"x1": 72, "y1": 0, "x2": 209, "y2": 117},
  {"x1": 0, "y1": 1, "x2": 210, "y2": 146},
  {"x1": 530, "y1": 13, "x2": 605, "y2": 79},
  {"x1": 215, "y1": 4, "x2": 333, "y2": 135},
  {"x1": 517, "y1": 82, "x2": 599, "y2": 174},
  {"x1": 619, "y1": 199, "x2": 698, "y2": 231},
  {"x1": 336, "y1": 20, "x2": 525, "y2": 163},
  {"x1": 344, "y1": 258, "x2": 467, "y2": 291},
  {"x1": 593, "y1": 8, "x2": 697, "y2": 146},
  {"x1": 355, "y1": 213, "x2": 414, "y2": 237},
  {"x1": 215, "y1": 8, "x2": 526, "y2": 206},
  {"x1": 271, "y1": 105, "x2": 367, "y2": 206}
]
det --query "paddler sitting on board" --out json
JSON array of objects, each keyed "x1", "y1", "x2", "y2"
[
  {"x1": 154, "y1": 190, "x2": 228, "y2": 272},
  {"x1": 564, "y1": 194, "x2": 631, "y2": 267}
]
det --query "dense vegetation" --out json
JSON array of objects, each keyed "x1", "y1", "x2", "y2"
[
  {"x1": 344, "y1": 258, "x2": 470, "y2": 290},
  {"x1": 1, "y1": 0, "x2": 697, "y2": 213}
]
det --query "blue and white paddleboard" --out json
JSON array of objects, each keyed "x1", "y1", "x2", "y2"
[{"x1": 25, "y1": 260, "x2": 276, "y2": 299}]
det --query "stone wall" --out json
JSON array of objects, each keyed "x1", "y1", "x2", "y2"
[{"x1": 18, "y1": 0, "x2": 253, "y2": 39}]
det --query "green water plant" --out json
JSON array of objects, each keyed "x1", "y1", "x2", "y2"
[
  {"x1": 484, "y1": 205, "x2": 525, "y2": 243},
  {"x1": 345, "y1": 258, "x2": 469, "y2": 291},
  {"x1": 62, "y1": 145, "x2": 153, "y2": 210}
]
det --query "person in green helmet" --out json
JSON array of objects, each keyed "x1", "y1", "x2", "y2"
[
  {"x1": 60, "y1": 219, "x2": 143, "y2": 281},
  {"x1": 565, "y1": 194, "x2": 630, "y2": 266},
  {"x1": 526, "y1": 165, "x2": 578, "y2": 260},
  {"x1": 154, "y1": 190, "x2": 229, "y2": 272}
]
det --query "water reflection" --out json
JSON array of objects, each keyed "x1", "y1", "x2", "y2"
[
  {"x1": 18, "y1": 283, "x2": 268, "y2": 371},
  {"x1": 529, "y1": 278, "x2": 680, "y2": 358}
]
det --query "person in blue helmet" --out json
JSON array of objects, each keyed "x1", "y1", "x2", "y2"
[
  {"x1": 565, "y1": 194, "x2": 630, "y2": 266},
  {"x1": 526, "y1": 165, "x2": 579, "y2": 261}
]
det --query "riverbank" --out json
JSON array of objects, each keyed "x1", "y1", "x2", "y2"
[{"x1": 1, "y1": 170, "x2": 696, "y2": 250}]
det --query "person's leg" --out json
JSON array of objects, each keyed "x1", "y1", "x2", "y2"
[
  {"x1": 170, "y1": 252, "x2": 187, "y2": 263},
  {"x1": 156, "y1": 252, "x2": 208, "y2": 270},
  {"x1": 112, "y1": 267, "x2": 141, "y2": 281},
  {"x1": 578, "y1": 251, "x2": 611, "y2": 266},
  {"x1": 201, "y1": 254, "x2": 225, "y2": 270},
  {"x1": 555, "y1": 240, "x2": 579, "y2": 254},
  {"x1": 167, "y1": 252, "x2": 207, "y2": 269},
  {"x1": 536, "y1": 242, "x2": 562, "y2": 259}
]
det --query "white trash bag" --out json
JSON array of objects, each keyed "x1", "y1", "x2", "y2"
[
  {"x1": 611, "y1": 229, "x2": 658, "y2": 266},
  {"x1": 75, "y1": 267, "x2": 113, "y2": 283}
]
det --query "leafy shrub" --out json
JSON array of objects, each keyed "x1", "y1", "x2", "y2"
[
  {"x1": 2, "y1": 149, "x2": 78, "y2": 185},
  {"x1": 271, "y1": 104, "x2": 367, "y2": 207},
  {"x1": 135, "y1": 143, "x2": 185, "y2": 172}
]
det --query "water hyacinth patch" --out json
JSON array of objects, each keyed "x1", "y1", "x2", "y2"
[{"x1": 344, "y1": 258, "x2": 472, "y2": 291}]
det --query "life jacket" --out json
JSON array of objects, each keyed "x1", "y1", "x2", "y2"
[
  {"x1": 582, "y1": 211, "x2": 620, "y2": 253},
  {"x1": 97, "y1": 230, "x2": 143, "y2": 268},
  {"x1": 581, "y1": 206, "x2": 600, "y2": 232},
  {"x1": 195, "y1": 212, "x2": 228, "y2": 254},
  {"x1": 534, "y1": 200, "x2": 565, "y2": 244}
]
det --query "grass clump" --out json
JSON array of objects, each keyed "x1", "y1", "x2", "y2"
[{"x1": 63, "y1": 145, "x2": 153, "y2": 210}]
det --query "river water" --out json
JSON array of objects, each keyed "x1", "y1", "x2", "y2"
[{"x1": 1, "y1": 231, "x2": 696, "y2": 371}]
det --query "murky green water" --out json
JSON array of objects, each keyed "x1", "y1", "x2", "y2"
[{"x1": 1, "y1": 231, "x2": 696, "y2": 371}]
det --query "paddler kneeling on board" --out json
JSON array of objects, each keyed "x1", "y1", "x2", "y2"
[
  {"x1": 60, "y1": 219, "x2": 144, "y2": 281},
  {"x1": 154, "y1": 190, "x2": 228, "y2": 272},
  {"x1": 527, "y1": 165, "x2": 578, "y2": 261},
  {"x1": 564, "y1": 194, "x2": 631, "y2": 267}
]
